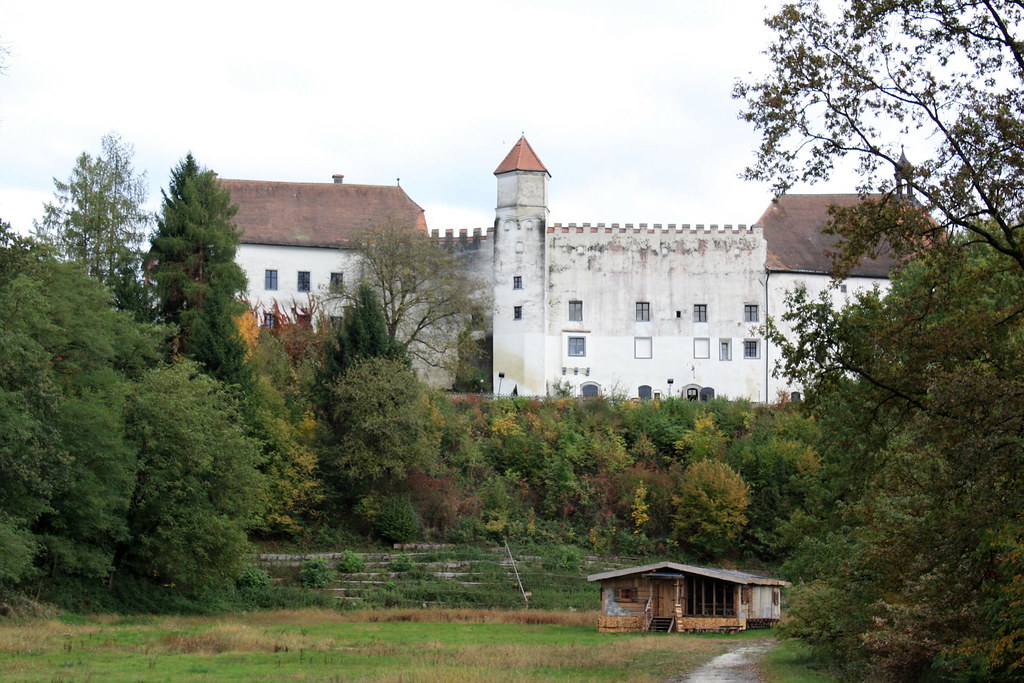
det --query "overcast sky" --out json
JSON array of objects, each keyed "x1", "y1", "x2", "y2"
[{"x1": 0, "y1": 0, "x2": 834, "y2": 236}]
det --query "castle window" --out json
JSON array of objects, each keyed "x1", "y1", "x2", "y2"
[
  {"x1": 638, "y1": 385, "x2": 653, "y2": 400},
  {"x1": 263, "y1": 312, "x2": 277, "y2": 329},
  {"x1": 694, "y1": 304, "x2": 707, "y2": 322},
  {"x1": 744, "y1": 340, "x2": 760, "y2": 359},
  {"x1": 635, "y1": 301, "x2": 650, "y2": 321},
  {"x1": 513, "y1": 275, "x2": 522, "y2": 289},
  {"x1": 298, "y1": 271, "x2": 311, "y2": 292},
  {"x1": 329, "y1": 272, "x2": 343, "y2": 292},
  {"x1": 569, "y1": 300, "x2": 583, "y2": 321},
  {"x1": 568, "y1": 337, "x2": 586, "y2": 357},
  {"x1": 264, "y1": 269, "x2": 278, "y2": 290},
  {"x1": 513, "y1": 305, "x2": 522, "y2": 320},
  {"x1": 744, "y1": 304, "x2": 759, "y2": 322},
  {"x1": 720, "y1": 339, "x2": 732, "y2": 361},
  {"x1": 635, "y1": 337, "x2": 652, "y2": 359},
  {"x1": 694, "y1": 338, "x2": 710, "y2": 359}
]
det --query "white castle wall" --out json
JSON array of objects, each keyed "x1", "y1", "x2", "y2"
[
  {"x1": 541, "y1": 223, "x2": 769, "y2": 400},
  {"x1": 236, "y1": 243, "x2": 361, "y2": 320}
]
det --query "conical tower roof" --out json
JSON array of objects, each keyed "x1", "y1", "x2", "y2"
[{"x1": 494, "y1": 136, "x2": 550, "y2": 176}]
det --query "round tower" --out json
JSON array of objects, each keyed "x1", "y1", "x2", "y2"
[{"x1": 491, "y1": 136, "x2": 550, "y2": 396}]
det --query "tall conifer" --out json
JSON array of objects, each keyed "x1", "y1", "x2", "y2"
[{"x1": 148, "y1": 154, "x2": 251, "y2": 388}]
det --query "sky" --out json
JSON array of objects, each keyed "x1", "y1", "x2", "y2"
[{"x1": 0, "y1": 0, "x2": 833, "y2": 236}]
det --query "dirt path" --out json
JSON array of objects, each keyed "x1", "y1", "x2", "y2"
[{"x1": 667, "y1": 639, "x2": 775, "y2": 683}]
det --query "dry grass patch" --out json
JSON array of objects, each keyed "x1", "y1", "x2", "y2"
[
  {"x1": 158, "y1": 623, "x2": 332, "y2": 655},
  {"x1": 245, "y1": 607, "x2": 598, "y2": 628}
]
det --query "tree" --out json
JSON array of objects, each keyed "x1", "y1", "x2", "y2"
[
  {"x1": 738, "y1": 4, "x2": 1024, "y2": 676},
  {"x1": 354, "y1": 217, "x2": 489, "y2": 373},
  {"x1": 322, "y1": 357, "x2": 439, "y2": 486},
  {"x1": 34, "y1": 133, "x2": 153, "y2": 313},
  {"x1": 736, "y1": 0, "x2": 1024, "y2": 277},
  {"x1": 116, "y1": 362, "x2": 265, "y2": 591},
  {"x1": 148, "y1": 154, "x2": 251, "y2": 387},
  {"x1": 671, "y1": 460, "x2": 750, "y2": 559}
]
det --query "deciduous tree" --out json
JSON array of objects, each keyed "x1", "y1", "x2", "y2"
[{"x1": 353, "y1": 217, "x2": 489, "y2": 374}]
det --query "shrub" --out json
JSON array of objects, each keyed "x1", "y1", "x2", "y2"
[
  {"x1": 299, "y1": 557, "x2": 333, "y2": 588},
  {"x1": 389, "y1": 554, "x2": 416, "y2": 572},
  {"x1": 544, "y1": 544, "x2": 585, "y2": 571},
  {"x1": 336, "y1": 550, "x2": 365, "y2": 574},
  {"x1": 376, "y1": 494, "x2": 419, "y2": 544},
  {"x1": 236, "y1": 564, "x2": 272, "y2": 590}
]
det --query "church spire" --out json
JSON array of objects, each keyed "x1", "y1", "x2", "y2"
[{"x1": 494, "y1": 136, "x2": 550, "y2": 176}]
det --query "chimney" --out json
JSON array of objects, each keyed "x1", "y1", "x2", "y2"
[{"x1": 332, "y1": 174, "x2": 344, "y2": 184}]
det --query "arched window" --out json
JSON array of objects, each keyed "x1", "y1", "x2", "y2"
[
  {"x1": 638, "y1": 385, "x2": 653, "y2": 400},
  {"x1": 699, "y1": 387, "x2": 715, "y2": 402},
  {"x1": 580, "y1": 382, "x2": 600, "y2": 397}
]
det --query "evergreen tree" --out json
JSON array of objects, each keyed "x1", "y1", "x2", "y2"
[
  {"x1": 148, "y1": 154, "x2": 251, "y2": 387},
  {"x1": 313, "y1": 282, "x2": 406, "y2": 414},
  {"x1": 34, "y1": 133, "x2": 153, "y2": 316}
]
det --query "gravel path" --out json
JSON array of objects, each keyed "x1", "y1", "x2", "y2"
[{"x1": 667, "y1": 640, "x2": 775, "y2": 683}]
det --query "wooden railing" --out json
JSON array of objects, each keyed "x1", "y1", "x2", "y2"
[{"x1": 643, "y1": 596, "x2": 653, "y2": 632}]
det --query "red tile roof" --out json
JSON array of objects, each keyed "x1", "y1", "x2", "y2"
[
  {"x1": 219, "y1": 178, "x2": 427, "y2": 249},
  {"x1": 757, "y1": 194, "x2": 896, "y2": 278},
  {"x1": 494, "y1": 136, "x2": 550, "y2": 176}
]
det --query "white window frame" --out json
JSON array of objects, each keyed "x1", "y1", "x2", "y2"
[
  {"x1": 720, "y1": 339, "x2": 732, "y2": 361},
  {"x1": 743, "y1": 339, "x2": 760, "y2": 359},
  {"x1": 568, "y1": 336, "x2": 586, "y2": 357},
  {"x1": 693, "y1": 337, "x2": 711, "y2": 359},
  {"x1": 569, "y1": 300, "x2": 583, "y2": 321}
]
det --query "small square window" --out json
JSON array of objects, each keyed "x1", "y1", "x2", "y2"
[
  {"x1": 568, "y1": 337, "x2": 586, "y2": 357},
  {"x1": 513, "y1": 275, "x2": 523, "y2": 289},
  {"x1": 744, "y1": 340, "x2": 760, "y2": 359},
  {"x1": 635, "y1": 337, "x2": 652, "y2": 359},
  {"x1": 615, "y1": 587, "x2": 638, "y2": 602},
  {"x1": 635, "y1": 301, "x2": 650, "y2": 321},
  {"x1": 694, "y1": 304, "x2": 707, "y2": 322},
  {"x1": 569, "y1": 300, "x2": 583, "y2": 321},
  {"x1": 264, "y1": 269, "x2": 278, "y2": 290},
  {"x1": 513, "y1": 305, "x2": 522, "y2": 320},
  {"x1": 720, "y1": 339, "x2": 732, "y2": 361},
  {"x1": 694, "y1": 338, "x2": 710, "y2": 359},
  {"x1": 329, "y1": 272, "x2": 343, "y2": 292},
  {"x1": 744, "y1": 304, "x2": 759, "y2": 323},
  {"x1": 298, "y1": 271, "x2": 311, "y2": 292}
]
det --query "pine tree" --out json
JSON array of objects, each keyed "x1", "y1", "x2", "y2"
[
  {"x1": 148, "y1": 154, "x2": 251, "y2": 387},
  {"x1": 313, "y1": 282, "x2": 406, "y2": 415}
]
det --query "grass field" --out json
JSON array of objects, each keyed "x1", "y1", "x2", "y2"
[{"x1": 0, "y1": 608, "x2": 771, "y2": 681}]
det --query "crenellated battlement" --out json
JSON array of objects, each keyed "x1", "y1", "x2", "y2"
[
  {"x1": 430, "y1": 226, "x2": 492, "y2": 241},
  {"x1": 548, "y1": 222, "x2": 759, "y2": 234}
]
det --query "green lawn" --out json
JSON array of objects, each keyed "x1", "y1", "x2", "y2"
[{"x1": 0, "y1": 609, "x2": 762, "y2": 681}]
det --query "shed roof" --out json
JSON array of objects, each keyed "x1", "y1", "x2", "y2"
[
  {"x1": 757, "y1": 193, "x2": 896, "y2": 278},
  {"x1": 587, "y1": 562, "x2": 789, "y2": 587},
  {"x1": 219, "y1": 178, "x2": 427, "y2": 249}
]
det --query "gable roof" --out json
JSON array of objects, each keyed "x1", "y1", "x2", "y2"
[
  {"x1": 757, "y1": 193, "x2": 896, "y2": 278},
  {"x1": 587, "y1": 562, "x2": 789, "y2": 586},
  {"x1": 494, "y1": 136, "x2": 550, "y2": 176},
  {"x1": 219, "y1": 178, "x2": 427, "y2": 249}
]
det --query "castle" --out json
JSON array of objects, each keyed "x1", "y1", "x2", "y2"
[{"x1": 228, "y1": 137, "x2": 893, "y2": 402}]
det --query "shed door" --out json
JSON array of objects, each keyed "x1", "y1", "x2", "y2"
[{"x1": 655, "y1": 580, "x2": 675, "y2": 617}]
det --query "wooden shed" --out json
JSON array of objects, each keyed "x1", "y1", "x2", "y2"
[{"x1": 587, "y1": 562, "x2": 789, "y2": 633}]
